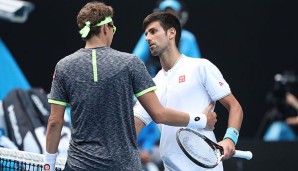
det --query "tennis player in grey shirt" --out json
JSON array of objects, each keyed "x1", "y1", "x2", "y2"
[
  {"x1": 49, "y1": 47, "x2": 156, "y2": 170},
  {"x1": 44, "y1": 2, "x2": 217, "y2": 171}
]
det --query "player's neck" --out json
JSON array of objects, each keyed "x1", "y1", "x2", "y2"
[
  {"x1": 160, "y1": 49, "x2": 181, "y2": 72},
  {"x1": 85, "y1": 34, "x2": 109, "y2": 48}
]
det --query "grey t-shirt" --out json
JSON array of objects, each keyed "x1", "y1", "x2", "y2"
[{"x1": 48, "y1": 47, "x2": 156, "y2": 170}]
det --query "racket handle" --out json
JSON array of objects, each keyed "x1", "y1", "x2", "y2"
[{"x1": 233, "y1": 150, "x2": 253, "y2": 160}]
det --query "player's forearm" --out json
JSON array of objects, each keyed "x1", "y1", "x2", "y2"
[
  {"x1": 227, "y1": 103, "x2": 243, "y2": 131},
  {"x1": 137, "y1": 91, "x2": 212, "y2": 129},
  {"x1": 219, "y1": 94, "x2": 243, "y2": 131},
  {"x1": 156, "y1": 107, "x2": 189, "y2": 126},
  {"x1": 137, "y1": 91, "x2": 189, "y2": 126},
  {"x1": 46, "y1": 117, "x2": 63, "y2": 154},
  {"x1": 292, "y1": 101, "x2": 298, "y2": 110}
]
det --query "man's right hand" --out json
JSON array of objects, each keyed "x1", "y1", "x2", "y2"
[{"x1": 203, "y1": 102, "x2": 217, "y2": 130}]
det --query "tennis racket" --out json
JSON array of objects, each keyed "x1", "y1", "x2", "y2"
[{"x1": 176, "y1": 128, "x2": 253, "y2": 168}]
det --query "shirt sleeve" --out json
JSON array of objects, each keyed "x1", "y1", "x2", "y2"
[
  {"x1": 130, "y1": 56, "x2": 157, "y2": 97},
  {"x1": 134, "y1": 100, "x2": 153, "y2": 125},
  {"x1": 48, "y1": 62, "x2": 69, "y2": 106},
  {"x1": 200, "y1": 59, "x2": 231, "y2": 101}
]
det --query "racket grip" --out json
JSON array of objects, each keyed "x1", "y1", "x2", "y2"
[{"x1": 233, "y1": 150, "x2": 253, "y2": 160}]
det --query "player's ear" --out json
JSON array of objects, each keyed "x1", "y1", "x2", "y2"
[
  {"x1": 168, "y1": 27, "x2": 176, "y2": 40},
  {"x1": 102, "y1": 24, "x2": 109, "y2": 35}
]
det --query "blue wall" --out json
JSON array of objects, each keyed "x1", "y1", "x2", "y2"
[{"x1": 0, "y1": 39, "x2": 30, "y2": 99}]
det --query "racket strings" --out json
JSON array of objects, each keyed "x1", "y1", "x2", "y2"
[{"x1": 179, "y1": 131, "x2": 218, "y2": 166}]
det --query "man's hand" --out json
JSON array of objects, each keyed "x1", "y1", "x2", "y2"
[
  {"x1": 140, "y1": 150, "x2": 152, "y2": 164},
  {"x1": 203, "y1": 102, "x2": 217, "y2": 130},
  {"x1": 217, "y1": 138, "x2": 235, "y2": 160},
  {"x1": 286, "y1": 116, "x2": 298, "y2": 125},
  {"x1": 286, "y1": 92, "x2": 298, "y2": 109}
]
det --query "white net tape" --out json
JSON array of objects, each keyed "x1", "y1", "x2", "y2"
[{"x1": 0, "y1": 147, "x2": 66, "y2": 169}]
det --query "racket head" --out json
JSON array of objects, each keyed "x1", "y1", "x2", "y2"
[{"x1": 176, "y1": 128, "x2": 222, "y2": 168}]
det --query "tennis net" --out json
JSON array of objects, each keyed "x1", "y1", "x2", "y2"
[{"x1": 0, "y1": 147, "x2": 66, "y2": 171}]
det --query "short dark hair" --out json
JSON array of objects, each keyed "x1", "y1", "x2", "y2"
[
  {"x1": 143, "y1": 12, "x2": 182, "y2": 47},
  {"x1": 77, "y1": 1, "x2": 114, "y2": 40}
]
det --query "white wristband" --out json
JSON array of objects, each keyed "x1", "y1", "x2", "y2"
[
  {"x1": 186, "y1": 113, "x2": 207, "y2": 129},
  {"x1": 44, "y1": 152, "x2": 58, "y2": 171}
]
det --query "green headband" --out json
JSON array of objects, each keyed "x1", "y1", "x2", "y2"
[{"x1": 79, "y1": 16, "x2": 113, "y2": 38}]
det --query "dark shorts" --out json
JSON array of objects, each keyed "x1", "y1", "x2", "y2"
[{"x1": 63, "y1": 163, "x2": 74, "y2": 171}]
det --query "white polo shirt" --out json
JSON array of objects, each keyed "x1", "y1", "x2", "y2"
[{"x1": 134, "y1": 55, "x2": 231, "y2": 171}]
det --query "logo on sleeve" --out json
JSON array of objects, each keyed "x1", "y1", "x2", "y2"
[
  {"x1": 219, "y1": 82, "x2": 224, "y2": 86},
  {"x1": 179, "y1": 75, "x2": 185, "y2": 83}
]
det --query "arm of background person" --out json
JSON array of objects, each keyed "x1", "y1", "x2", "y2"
[
  {"x1": 286, "y1": 92, "x2": 298, "y2": 110},
  {"x1": 285, "y1": 92, "x2": 298, "y2": 125},
  {"x1": 132, "y1": 34, "x2": 151, "y2": 63},
  {"x1": 217, "y1": 94, "x2": 243, "y2": 160}
]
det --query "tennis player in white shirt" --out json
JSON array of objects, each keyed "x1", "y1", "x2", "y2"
[{"x1": 134, "y1": 12, "x2": 243, "y2": 171}]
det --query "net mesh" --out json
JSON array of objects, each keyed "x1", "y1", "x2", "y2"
[
  {"x1": 179, "y1": 130, "x2": 218, "y2": 166},
  {"x1": 0, "y1": 147, "x2": 66, "y2": 171}
]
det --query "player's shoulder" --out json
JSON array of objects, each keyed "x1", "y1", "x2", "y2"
[
  {"x1": 182, "y1": 56, "x2": 217, "y2": 72},
  {"x1": 153, "y1": 71, "x2": 162, "y2": 82},
  {"x1": 56, "y1": 49, "x2": 83, "y2": 67},
  {"x1": 103, "y1": 48, "x2": 142, "y2": 66},
  {"x1": 183, "y1": 55, "x2": 211, "y2": 65},
  {"x1": 106, "y1": 48, "x2": 135, "y2": 58}
]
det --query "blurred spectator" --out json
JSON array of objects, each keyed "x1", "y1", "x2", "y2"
[
  {"x1": 285, "y1": 92, "x2": 298, "y2": 125},
  {"x1": 133, "y1": 0, "x2": 201, "y2": 76},
  {"x1": 137, "y1": 122, "x2": 161, "y2": 171},
  {"x1": 262, "y1": 71, "x2": 298, "y2": 141}
]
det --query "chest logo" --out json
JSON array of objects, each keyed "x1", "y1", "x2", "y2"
[
  {"x1": 179, "y1": 75, "x2": 185, "y2": 83},
  {"x1": 219, "y1": 82, "x2": 224, "y2": 86}
]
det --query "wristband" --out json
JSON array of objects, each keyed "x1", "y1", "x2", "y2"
[
  {"x1": 223, "y1": 127, "x2": 239, "y2": 145},
  {"x1": 186, "y1": 113, "x2": 207, "y2": 129},
  {"x1": 44, "y1": 152, "x2": 58, "y2": 171}
]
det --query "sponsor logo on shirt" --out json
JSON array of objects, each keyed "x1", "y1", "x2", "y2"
[
  {"x1": 179, "y1": 75, "x2": 185, "y2": 83},
  {"x1": 195, "y1": 117, "x2": 200, "y2": 121}
]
